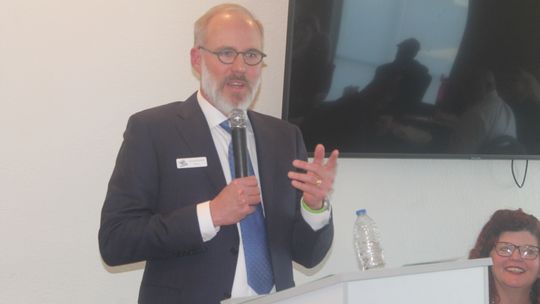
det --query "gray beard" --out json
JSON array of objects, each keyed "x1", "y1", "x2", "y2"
[{"x1": 200, "y1": 61, "x2": 261, "y2": 115}]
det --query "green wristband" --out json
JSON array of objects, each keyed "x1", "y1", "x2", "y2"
[{"x1": 301, "y1": 196, "x2": 328, "y2": 214}]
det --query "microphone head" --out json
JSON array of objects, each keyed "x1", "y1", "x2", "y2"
[{"x1": 229, "y1": 109, "x2": 247, "y2": 128}]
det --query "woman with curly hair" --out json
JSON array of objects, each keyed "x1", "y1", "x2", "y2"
[{"x1": 470, "y1": 209, "x2": 540, "y2": 304}]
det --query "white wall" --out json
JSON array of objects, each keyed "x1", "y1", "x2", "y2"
[{"x1": 1, "y1": 1, "x2": 539, "y2": 303}]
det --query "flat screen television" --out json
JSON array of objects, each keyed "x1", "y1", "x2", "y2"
[{"x1": 282, "y1": 0, "x2": 540, "y2": 159}]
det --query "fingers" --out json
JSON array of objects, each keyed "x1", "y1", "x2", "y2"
[
  {"x1": 325, "y1": 149, "x2": 340, "y2": 171},
  {"x1": 209, "y1": 176, "x2": 261, "y2": 226},
  {"x1": 230, "y1": 176, "x2": 261, "y2": 205},
  {"x1": 289, "y1": 178, "x2": 327, "y2": 197},
  {"x1": 227, "y1": 176, "x2": 261, "y2": 205},
  {"x1": 288, "y1": 170, "x2": 324, "y2": 187},
  {"x1": 312, "y1": 144, "x2": 325, "y2": 165},
  {"x1": 291, "y1": 147, "x2": 339, "y2": 181},
  {"x1": 230, "y1": 175, "x2": 259, "y2": 187},
  {"x1": 288, "y1": 144, "x2": 339, "y2": 208}
]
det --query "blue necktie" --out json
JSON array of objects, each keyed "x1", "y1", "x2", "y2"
[{"x1": 220, "y1": 121, "x2": 274, "y2": 294}]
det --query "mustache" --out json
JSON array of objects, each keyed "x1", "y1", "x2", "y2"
[{"x1": 224, "y1": 74, "x2": 249, "y2": 84}]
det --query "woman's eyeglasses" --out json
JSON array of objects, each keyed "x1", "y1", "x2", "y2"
[{"x1": 493, "y1": 242, "x2": 540, "y2": 260}]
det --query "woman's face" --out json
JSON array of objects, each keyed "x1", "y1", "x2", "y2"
[{"x1": 490, "y1": 231, "x2": 540, "y2": 291}]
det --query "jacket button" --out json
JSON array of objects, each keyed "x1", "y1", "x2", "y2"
[{"x1": 230, "y1": 247, "x2": 238, "y2": 255}]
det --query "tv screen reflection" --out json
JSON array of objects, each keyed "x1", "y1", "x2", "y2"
[{"x1": 284, "y1": 0, "x2": 540, "y2": 158}]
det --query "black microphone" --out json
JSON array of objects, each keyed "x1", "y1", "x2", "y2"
[{"x1": 229, "y1": 109, "x2": 249, "y2": 178}]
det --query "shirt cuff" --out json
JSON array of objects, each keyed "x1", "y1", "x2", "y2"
[
  {"x1": 196, "y1": 201, "x2": 220, "y2": 242},
  {"x1": 300, "y1": 198, "x2": 331, "y2": 231}
]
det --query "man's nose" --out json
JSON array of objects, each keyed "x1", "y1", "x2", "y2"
[{"x1": 230, "y1": 54, "x2": 247, "y2": 72}]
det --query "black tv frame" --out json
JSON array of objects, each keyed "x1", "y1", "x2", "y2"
[{"x1": 281, "y1": 0, "x2": 540, "y2": 160}]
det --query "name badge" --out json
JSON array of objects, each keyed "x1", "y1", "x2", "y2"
[{"x1": 176, "y1": 157, "x2": 208, "y2": 169}]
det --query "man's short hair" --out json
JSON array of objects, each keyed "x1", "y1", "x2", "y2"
[{"x1": 194, "y1": 3, "x2": 264, "y2": 47}]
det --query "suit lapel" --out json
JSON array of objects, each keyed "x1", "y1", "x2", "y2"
[
  {"x1": 172, "y1": 101, "x2": 281, "y2": 217},
  {"x1": 174, "y1": 94, "x2": 226, "y2": 193},
  {"x1": 248, "y1": 112, "x2": 277, "y2": 218}
]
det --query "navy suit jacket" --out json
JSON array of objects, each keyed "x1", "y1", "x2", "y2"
[{"x1": 99, "y1": 93, "x2": 333, "y2": 303}]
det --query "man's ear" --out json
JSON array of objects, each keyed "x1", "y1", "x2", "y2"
[{"x1": 191, "y1": 47, "x2": 201, "y2": 75}]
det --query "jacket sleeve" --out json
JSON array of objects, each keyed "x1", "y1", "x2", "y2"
[
  {"x1": 290, "y1": 126, "x2": 334, "y2": 268},
  {"x1": 98, "y1": 114, "x2": 205, "y2": 266}
]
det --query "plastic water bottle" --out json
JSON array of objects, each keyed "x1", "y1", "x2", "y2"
[{"x1": 353, "y1": 209, "x2": 385, "y2": 270}]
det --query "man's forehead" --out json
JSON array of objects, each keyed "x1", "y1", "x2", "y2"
[
  {"x1": 204, "y1": 13, "x2": 262, "y2": 48},
  {"x1": 207, "y1": 13, "x2": 258, "y2": 32}
]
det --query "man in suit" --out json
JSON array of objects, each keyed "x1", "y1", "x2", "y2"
[{"x1": 99, "y1": 3, "x2": 339, "y2": 303}]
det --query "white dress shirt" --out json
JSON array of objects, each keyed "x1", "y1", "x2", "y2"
[{"x1": 194, "y1": 91, "x2": 330, "y2": 297}]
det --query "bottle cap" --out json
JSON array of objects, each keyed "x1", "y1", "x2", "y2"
[{"x1": 356, "y1": 209, "x2": 366, "y2": 216}]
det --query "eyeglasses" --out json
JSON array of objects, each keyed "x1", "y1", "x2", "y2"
[
  {"x1": 198, "y1": 46, "x2": 266, "y2": 66},
  {"x1": 493, "y1": 242, "x2": 540, "y2": 260}
]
